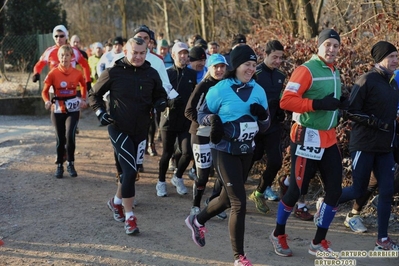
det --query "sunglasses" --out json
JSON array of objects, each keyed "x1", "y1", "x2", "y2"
[{"x1": 54, "y1": 35, "x2": 65, "y2": 38}]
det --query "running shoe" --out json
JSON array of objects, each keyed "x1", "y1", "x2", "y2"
[
  {"x1": 147, "y1": 143, "x2": 157, "y2": 156},
  {"x1": 264, "y1": 186, "x2": 279, "y2": 201},
  {"x1": 344, "y1": 213, "x2": 367, "y2": 233},
  {"x1": 171, "y1": 175, "x2": 188, "y2": 195},
  {"x1": 309, "y1": 239, "x2": 334, "y2": 257},
  {"x1": 107, "y1": 198, "x2": 125, "y2": 222},
  {"x1": 188, "y1": 167, "x2": 197, "y2": 181},
  {"x1": 55, "y1": 164, "x2": 64, "y2": 179},
  {"x1": 156, "y1": 181, "x2": 167, "y2": 197},
  {"x1": 234, "y1": 254, "x2": 253, "y2": 266},
  {"x1": 375, "y1": 237, "x2": 399, "y2": 251},
  {"x1": 125, "y1": 216, "x2": 140, "y2": 235},
  {"x1": 371, "y1": 195, "x2": 379, "y2": 209},
  {"x1": 269, "y1": 230, "x2": 292, "y2": 257},
  {"x1": 185, "y1": 214, "x2": 207, "y2": 247},
  {"x1": 313, "y1": 197, "x2": 324, "y2": 227},
  {"x1": 294, "y1": 205, "x2": 314, "y2": 221},
  {"x1": 248, "y1": 191, "x2": 270, "y2": 214},
  {"x1": 204, "y1": 198, "x2": 227, "y2": 220},
  {"x1": 190, "y1": 206, "x2": 201, "y2": 215},
  {"x1": 66, "y1": 162, "x2": 77, "y2": 177},
  {"x1": 168, "y1": 158, "x2": 176, "y2": 171}
]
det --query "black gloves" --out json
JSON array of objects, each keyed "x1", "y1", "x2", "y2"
[
  {"x1": 209, "y1": 115, "x2": 224, "y2": 144},
  {"x1": 154, "y1": 99, "x2": 167, "y2": 113},
  {"x1": 250, "y1": 103, "x2": 268, "y2": 120},
  {"x1": 276, "y1": 108, "x2": 286, "y2": 122},
  {"x1": 97, "y1": 110, "x2": 114, "y2": 126},
  {"x1": 86, "y1": 82, "x2": 92, "y2": 92},
  {"x1": 32, "y1": 73, "x2": 40, "y2": 83},
  {"x1": 168, "y1": 96, "x2": 184, "y2": 109},
  {"x1": 312, "y1": 93, "x2": 341, "y2": 111},
  {"x1": 339, "y1": 95, "x2": 349, "y2": 110},
  {"x1": 368, "y1": 115, "x2": 389, "y2": 132}
]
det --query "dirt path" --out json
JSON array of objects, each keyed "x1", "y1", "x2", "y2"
[{"x1": 0, "y1": 110, "x2": 398, "y2": 266}]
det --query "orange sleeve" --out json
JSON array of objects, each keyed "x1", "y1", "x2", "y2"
[
  {"x1": 280, "y1": 66, "x2": 315, "y2": 113},
  {"x1": 33, "y1": 46, "x2": 55, "y2": 74},
  {"x1": 77, "y1": 51, "x2": 92, "y2": 82},
  {"x1": 41, "y1": 71, "x2": 54, "y2": 102}
]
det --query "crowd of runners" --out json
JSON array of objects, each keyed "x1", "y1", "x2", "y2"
[{"x1": 34, "y1": 24, "x2": 399, "y2": 266}]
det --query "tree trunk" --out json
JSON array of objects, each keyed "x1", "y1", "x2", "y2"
[
  {"x1": 299, "y1": 0, "x2": 318, "y2": 38},
  {"x1": 163, "y1": 0, "x2": 171, "y2": 43},
  {"x1": 200, "y1": 0, "x2": 206, "y2": 40},
  {"x1": 283, "y1": 0, "x2": 298, "y2": 36}
]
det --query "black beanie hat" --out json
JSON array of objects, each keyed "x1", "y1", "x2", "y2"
[
  {"x1": 133, "y1": 25, "x2": 151, "y2": 37},
  {"x1": 371, "y1": 41, "x2": 398, "y2": 63},
  {"x1": 189, "y1": 46, "x2": 206, "y2": 62},
  {"x1": 318, "y1": 29, "x2": 340, "y2": 47},
  {"x1": 230, "y1": 45, "x2": 257, "y2": 70},
  {"x1": 231, "y1": 34, "x2": 246, "y2": 47}
]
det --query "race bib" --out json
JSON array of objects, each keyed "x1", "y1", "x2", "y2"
[
  {"x1": 136, "y1": 140, "x2": 146, "y2": 165},
  {"x1": 295, "y1": 145, "x2": 325, "y2": 160},
  {"x1": 193, "y1": 143, "x2": 212, "y2": 169},
  {"x1": 65, "y1": 97, "x2": 81, "y2": 112},
  {"x1": 237, "y1": 122, "x2": 258, "y2": 141}
]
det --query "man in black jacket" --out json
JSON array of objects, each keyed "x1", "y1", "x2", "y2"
[
  {"x1": 89, "y1": 38, "x2": 167, "y2": 235},
  {"x1": 339, "y1": 41, "x2": 399, "y2": 250},
  {"x1": 156, "y1": 42, "x2": 197, "y2": 197},
  {"x1": 247, "y1": 40, "x2": 288, "y2": 213}
]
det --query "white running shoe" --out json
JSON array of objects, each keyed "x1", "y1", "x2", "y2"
[
  {"x1": 171, "y1": 175, "x2": 188, "y2": 195},
  {"x1": 156, "y1": 181, "x2": 167, "y2": 197},
  {"x1": 190, "y1": 206, "x2": 201, "y2": 215},
  {"x1": 344, "y1": 213, "x2": 367, "y2": 233}
]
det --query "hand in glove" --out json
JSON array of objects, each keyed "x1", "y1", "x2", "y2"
[
  {"x1": 32, "y1": 73, "x2": 40, "y2": 83},
  {"x1": 250, "y1": 103, "x2": 268, "y2": 120},
  {"x1": 209, "y1": 114, "x2": 224, "y2": 144},
  {"x1": 339, "y1": 95, "x2": 349, "y2": 110},
  {"x1": 312, "y1": 93, "x2": 341, "y2": 111},
  {"x1": 368, "y1": 115, "x2": 389, "y2": 132},
  {"x1": 167, "y1": 96, "x2": 184, "y2": 109},
  {"x1": 276, "y1": 108, "x2": 286, "y2": 122},
  {"x1": 154, "y1": 99, "x2": 167, "y2": 113},
  {"x1": 96, "y1": 110, "x2": 114, "y2": 126}
]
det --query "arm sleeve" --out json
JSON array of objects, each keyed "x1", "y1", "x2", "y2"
[
  {"x1": 156, "y1": 60, "x2": 173, "y2": 94},
  {"x1": 33, "y1": 49, "x2": 50, "y2": 74},
  {"x1": 197, "y1": 101, "x2": 214, "y2": 126},
  {"x1": 88, "y1": 69, "x2": 111, "y2": 112},
  {"x1": 152, "y1": 71, "x2": 168, "y2": 104},
  {"x1": 280, "y1": 66, "x2": 314, "y2": 113},
  {"x1": 185, "y1": 82, "x2": 205, "y2": 122},
  {"x1": 96, "y1": 54, "x2": 106, "y2": 77},
  {"x1": 76, "y1": 51, "x2": 92, "y2": 82},
  {"x1": 41, "y1": 72, "x2": 53, "y2": 102}
]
